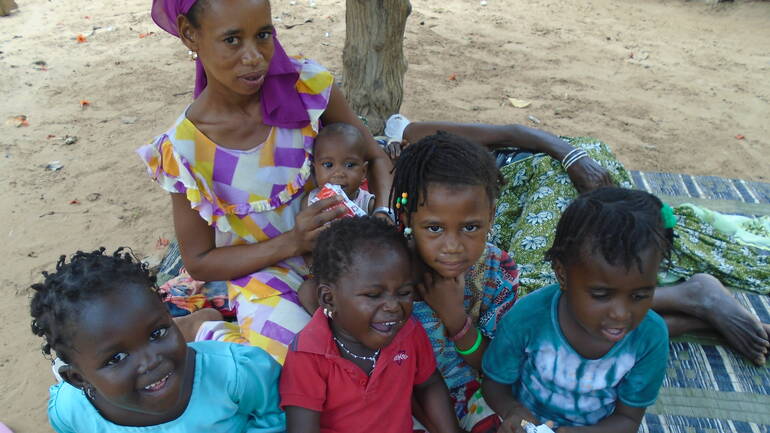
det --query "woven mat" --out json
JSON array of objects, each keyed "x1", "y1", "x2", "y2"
[{"x1": 630, "y1": 171, "x2": 770, "y2": 433}]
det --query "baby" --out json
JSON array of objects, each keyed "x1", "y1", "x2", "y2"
[{"x1": 304, "y1": 122, "x2": 375, "y2": 214}]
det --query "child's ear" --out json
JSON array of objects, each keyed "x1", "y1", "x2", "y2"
[
  {"x1": 58, "y1": 364, "x2": 88, "y2": 390},
  {"x1": 318, "y1": 283, "x2": 335, "y2": 311},
  {"x1": 177, "y1": 14, "x2": 199, "y2": 51},
  {"x1": 552, "y1": 260, "x2": 568, "y2": 288}
]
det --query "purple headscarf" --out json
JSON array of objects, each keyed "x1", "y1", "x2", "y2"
[{"x1": 151, "y1": 0, "x2": 310, "y2": 129}]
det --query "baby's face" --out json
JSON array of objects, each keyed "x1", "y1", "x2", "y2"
[{"x1": 313, "y1": 134, "x2": 367, "y2": 200}]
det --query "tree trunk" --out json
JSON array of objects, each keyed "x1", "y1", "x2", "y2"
[
  {"x1": 0, "y1": 0, "x2": 18, "y2": 16},
  {"x1": 343, "y1": 0, "x2": 411, "y2": 135}
]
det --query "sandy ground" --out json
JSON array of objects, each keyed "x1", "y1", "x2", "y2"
[{"x1": 1, "y1": 0, "x2": 768, "y2": 430}]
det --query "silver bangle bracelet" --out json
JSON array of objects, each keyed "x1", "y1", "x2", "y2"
[
  {"x1": 372, "y1": 206, "x2": 396, "y2": 222},
  {"x1": 563, "y1": 151, "x2": 588, "y2": 171}
]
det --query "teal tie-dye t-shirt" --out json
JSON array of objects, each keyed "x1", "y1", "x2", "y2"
[{"x1": 482, "y1": 284, "x2": 669, "y2": 428}]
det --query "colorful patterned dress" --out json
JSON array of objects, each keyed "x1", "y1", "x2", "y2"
[
  {"x1": 491, "y1": 137, "x2": 770, "y2": 296},
  {"x1": 137, "y1": 58, "x2": 333, "y2": 364}
]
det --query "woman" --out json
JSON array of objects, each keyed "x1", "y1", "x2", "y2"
[{"x1": 139, "y1": 0, "x2": 393, "y2": 364}]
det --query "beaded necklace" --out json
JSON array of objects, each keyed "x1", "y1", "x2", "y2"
[{"x1": 333, "y1": 336, "x2": 380, "y2": 372}]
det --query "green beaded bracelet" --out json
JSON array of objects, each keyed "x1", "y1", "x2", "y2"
[{"x1": 456, "y1": 328, "x2": 483, "y2": 356}]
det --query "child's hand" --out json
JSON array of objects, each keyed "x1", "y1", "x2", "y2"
[
  {"x1": 498, "y1": 407, "x2": 539, "y2": 433},
  {"x1": 418, "y1": 271, "x2": 466, "y2": 323}
]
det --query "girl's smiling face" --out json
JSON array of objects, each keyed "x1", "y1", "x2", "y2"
[
  {"x1": 180, "y1": 0, "x2": 275, "y2": 96},
  {"x1": 410, "y1": 183, "x2": 494, "y2": 278},
  {"x1": 64, "y1": 285, "x2": 193, "y2": 424},
  {"x1": 325, "y1": 244, "x2": 415, "y2": 351}
]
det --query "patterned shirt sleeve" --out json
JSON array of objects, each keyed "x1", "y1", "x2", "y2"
[{"x1": 477, "y1": 244, "x2": 520, "y2": 339}]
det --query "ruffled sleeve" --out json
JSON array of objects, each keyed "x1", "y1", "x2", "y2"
[{"x1": 136, "y1": 124, "x2": 224, "y2": 230}]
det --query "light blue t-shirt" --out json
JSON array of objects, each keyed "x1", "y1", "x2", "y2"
[
  {"x1": 48, "y1": 341, "x2": 286, "y2": 433},
  {"x1": 482, "y1": 284, "x2": 669, "y2": 428}
]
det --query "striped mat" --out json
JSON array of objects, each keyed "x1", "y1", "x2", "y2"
[{"x1": 630, "y1": 171, "x2": 770, "y2": 433}]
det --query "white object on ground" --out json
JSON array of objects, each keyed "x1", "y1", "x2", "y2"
[
  {"x1": 384, "y1": 114, "x2": 411, "y2": 141},
  {"x1": 521, "y1": 420, "x2": 555, "y2": 433}
]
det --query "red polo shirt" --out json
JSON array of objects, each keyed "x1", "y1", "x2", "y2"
[{"x1": 280, "y1": 308, "x2": 436, "y2": 433}]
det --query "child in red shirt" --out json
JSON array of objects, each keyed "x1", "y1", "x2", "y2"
[{"x1": 279, "y1": 216, "x2": 461, "y2": 433}]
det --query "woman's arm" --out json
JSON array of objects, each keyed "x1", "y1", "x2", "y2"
[
  {"x1": 413, "y1": 371, "x2": 462, "y2": 433},
  {"x1": 557, "y1": 402, "x2": 645, "y2": 433},
  {"x1": 402, "y1": 122, "x2": 612, "y2": 193},
  {"x1": 321, "y1": 85, "x2": 393, "y2": 208},
  {"x1": 171, "y1": 193, "x2": 343, "y2": 281},
  {"x1": 404, "y1": 122, "x2": 571, "y2": 158},
  {"x1": 481, "y1": 378, "x2": 539, "y2": 433},
  {"x1": 285, "y1": 406, "x2": 321, "y2": 433}
]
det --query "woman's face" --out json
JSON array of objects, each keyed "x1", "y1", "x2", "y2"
[{"x1": 183, "y1": 0, "x2": 275, "y2": 96}]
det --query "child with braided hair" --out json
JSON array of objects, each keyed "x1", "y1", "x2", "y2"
[
  {"x1": 482, "y1": 187, "x2": 672, "y2": 433},
  {"x1": 30, "y1": 248, "x2": 285, "y2": 433},
  {"x1": 391, "y1": 131, "x2": 520, "y2": 432}
]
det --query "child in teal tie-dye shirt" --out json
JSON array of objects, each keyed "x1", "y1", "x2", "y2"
[{"x1": 482, "y1": 188, "x2": 671, "y2": 433}]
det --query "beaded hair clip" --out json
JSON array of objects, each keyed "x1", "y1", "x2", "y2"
[{"x1": 395, "y1": 192, "x2": 408, "y2": 209}]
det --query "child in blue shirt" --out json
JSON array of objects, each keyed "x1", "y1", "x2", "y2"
[
  {"x1": 482, "y1": 187, "x2": 672, "y2": 433},
  {"x1": 30, "y1": 248, "x2": 285, "y2": 433}
]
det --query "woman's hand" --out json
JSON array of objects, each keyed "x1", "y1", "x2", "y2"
[
  {"x1": 566, "y1": 157, "x2": 613, "y2": 193},
  {"x1": 418, "y1": 271, "x2": 466, "y2": 326},
  {"x1": 384, "y1": 139, "x2": 410, "y2": 161},
  {"x1": 291, "y1": 196, "x2": 345, "y2": 255}
]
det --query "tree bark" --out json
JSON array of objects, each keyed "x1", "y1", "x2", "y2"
[
  {"x1": 343, "y1": 0, "x2": 411, "y2": 135},
  {"x1": 0, "y1": 0, "x2": 18, "y2": 16}
]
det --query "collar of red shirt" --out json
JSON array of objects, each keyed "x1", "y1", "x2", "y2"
[{"x1": 291, "y1": 308, "x2": 418, "y2": 360}]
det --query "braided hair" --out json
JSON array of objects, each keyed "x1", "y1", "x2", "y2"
[
  {"x1": 390, "y1": 131, "x2": 504, "y2": 226},
  {"x1": 313, "y1": 216, "x2": 409, "y2": 285},
  {"x1": 545, "y1": 187, "x2": 674, "y2": 272},
  {"x1": 29, "y1": 247, "x2": 158, "y2": 362}
]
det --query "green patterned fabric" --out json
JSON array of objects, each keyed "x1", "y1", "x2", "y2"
[{"x1": 490, "y1": 137, "x2": 770, "y2": 295}]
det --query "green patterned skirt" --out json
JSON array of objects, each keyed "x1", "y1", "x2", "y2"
[{"x1": 491, "y1": 137, "x2": 770, "y2": 295}]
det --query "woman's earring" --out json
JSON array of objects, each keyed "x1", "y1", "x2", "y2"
[
  {"x1": 403, "y1": 227, "x2": 413, "y2": 240},
  {"x1": 323, "y1": 308, "x2": 333, "y2": 319},
  {"x1": 188, "y1": 50, "x2": 198, "y2": 61}
]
